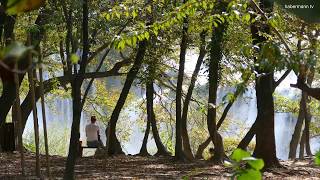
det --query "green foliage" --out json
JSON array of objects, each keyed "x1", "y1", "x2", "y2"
[
  {"x1": 274, "y1": 93, "x2": 299, "y2": 114},
  {"x1": 6, "y1": 0, "x2": 45, "y2": 15},
  {"x1": 70, "y1": 54, "x2": 80, "y2": 64},
  {"x1": 315, "y1": 151, "x2": 320, "y2": 166},
  {"x1": 226, "y1": 148, "x2": 264, "y2": 180}
]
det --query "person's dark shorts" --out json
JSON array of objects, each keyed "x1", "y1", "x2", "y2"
[{"x1": 87, "y1": 140, "x2": 102, "y2": 148}]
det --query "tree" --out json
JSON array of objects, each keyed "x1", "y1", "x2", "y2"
[
  {"x1": 250, "y1": 0, "x2": 280, "y2": 168},
  {"x1": 206, "y1": 4, "x2": 227, "y2": 163}
]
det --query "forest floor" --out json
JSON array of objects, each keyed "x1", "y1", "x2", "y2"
[{"x1": 0, "y1": 152, "x2": 319, "y2": 179}]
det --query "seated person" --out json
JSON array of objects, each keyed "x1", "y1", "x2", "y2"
[{"x1": 85, "y1": 116, "x2": 103, "y2": 148}]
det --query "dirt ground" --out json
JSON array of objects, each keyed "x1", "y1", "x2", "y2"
[{"x1": 0, "y1": 152, "x2": 319, "y2": 179}]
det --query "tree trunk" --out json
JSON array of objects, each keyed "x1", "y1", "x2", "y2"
[
  {"x1": 64, "y1": 79, "x2": 82, "y2": 179},
  {"x1": 107, "y1": 40, "x2": 147, "y2": 155},
  {"x1": 0, "y1": 10, "x2": 47, "y2": 129},
  {"x1": 13, "y1": 63, "x2": 25, "y2": 176},
  {"x1": 250, "y1": 0, "x2": 280, "y2": 168},
  {"x1": 207, "y1": 20, "x2": 225, "y2": 164},
  {"x1": 299, "y1": 128, "x2": 306, "y2": 159},
  {"x1": 147, "y1": 81, "x2": 170, "y2": 156},
  {"x1": 304, "y1": 111, "x2": 312, "y2": 156},
  {"x1": 237, "y1": 120, "x2": 257, "y2": 150},
  {"x1": 196, "y1": 74, "x2": 251, "y2": 159},
  {"x1": 181, "y1": 32, "x2": 206, "y2": 160},
  {"x1": 175, "y1": 15, "x2": 188, "y2": 161},
  {"x1": 195, "y1": 137, "x2": 211, "y2": 159},
  {"x1": 0, "y1": 11, "x2": 16, "y2": 128},
  {"x1": 289, "y1": 93, "x2": 306, "y2": 159},
  {"x1": 138, "y1": 114, "x2": 151, "y2": 156},
  {"x1": 64, "y1": 1, "x2": 88, "y2": 178},
  {"x1": 28, "y1": 68, "x2": 41, "y2": 177},
  {"x1": 38, "y1": 47, "x2": 51, "y2": 177}
]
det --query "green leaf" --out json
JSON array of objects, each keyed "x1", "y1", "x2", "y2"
[
  {"x1": 118, "y1": 40, "x2": 126, "y2": 50},
  {"x1": 144, "y1": 32, "x2": 150, "y2": 40},
  {"x1": 132, "y1": 9, "x2": 138, "y2": 19},
  {"x1": 70, "y1": 54, "x2": 80, "y2": 64},
  {"x1": 146, "y1": 5, "x2": 152, "y2": 13},
  {"x1": 245, "y1": 158, "x2": 264, "y2": 170},
  {"x1": 237, "y1": 169, "x2": 262, "y2": 180},
  {"x1": 243, "y1": 14, "x2": 251, "y2": 23},
  {"x1": 315, "y1": 151, "x2": 320, "y2": 166},
  {"x1": 6, "y1": 0, "x2": 45, "y2": 15},
  {"x1": 106, "y1": 14, "x2": 111, "y2": 20},
  {"x1": 231, "y1": 148, "x2": 251, "y2": 162}
]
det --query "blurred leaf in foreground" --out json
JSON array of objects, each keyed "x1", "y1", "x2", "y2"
[{"x1": 6, "y1": 0, "x2": 45, "y2": 15}]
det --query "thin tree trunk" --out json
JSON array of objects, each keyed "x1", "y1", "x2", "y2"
[
  {"x1": 14, "y1": 63, "x2": 25, "y2": 176},
  {"x1": 175, "y1": 14, "x2": 188, "y2": 161},
  {"x1": 139, "y1": 106, "x2": 151, "y2": 156},
  {"x1": 289, "y1": 93, "x2": 306, "y2": 159},
  {"x1": 196, "y1": 74, "x2": 251, "y2": 159},
  {"x1": 147, "y1": 81, "x2": 170, "y2": 156},
  {"x1": 27, "y1": 38, "x2": 41, "y2": 178},
  {"x1": 38, "y1": 47, "x2": 51, "y2": 177},
  {"x1": 107, "y1": 40, "x2": 147, "y2": 155},
  {"x1": 181, "y1": 32, "x2": 206, "y2": 160},
  {"x1": 299, "y1": 128, "x2": 306, "y2": 159},
  {"x1": 237, "y1": 120, "x2": 257, "y2": 150},
  {"x1": 64, "y1": 1, "x2": 88, "y2": 178},
  {"x1": 304, "y1": 110, "x2": 312, "y2": 156}
]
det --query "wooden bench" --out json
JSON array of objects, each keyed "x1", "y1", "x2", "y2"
[{"x1": 78, "y1": 141, "x2": 98, "y2": 157}]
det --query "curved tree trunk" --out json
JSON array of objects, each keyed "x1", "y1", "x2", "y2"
[
  {"x1": 0, "y1": 11, "x2": 16, "y2": 128},
  {"x1": 138, "y1": 114, "x2": 151, "y2": 156},
  {"x1": 147, "y1": 82, "x2": 170, "y2": 156},
  {"x1": 181, "y1": 32, "x2": 206, "y2": 160},
  {"x1": 0, "y1": 9, "x2": 47, "y2": 129},
  {"x1": 107, "y1": 40, "x2": 147, "y2": 155},
  {"x1": 196, "y1": 74, "x2": 250, "y2": 159},
  {"x1": 237, "y1": 120, "x2": 257, "y2": 150}
]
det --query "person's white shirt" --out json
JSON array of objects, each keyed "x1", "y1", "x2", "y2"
[{"x1": 85, "y1": 123, "x2": 99, "y2": 142}]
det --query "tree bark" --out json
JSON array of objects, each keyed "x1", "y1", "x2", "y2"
[
  {"x1": 0, "y1": 9, "x2": 47, "y2": 129},
  {"x1": 175, "y1": 14, "x2": 188, "y2": 161},
  {"x1": 147, "y1": 81, "x2": 170, "y2": 156},
  {"x1": 207, "y1": 19, "x2": 226, "y2": 164},
  {"x1": 289, "y1": 93, "x2": 306, "y2": 159},
  {"x1": 181, "y1": 32, "x2": 206, "y2": 160},
  {"x1": 196, "y1": 74, "x2": 250, "y2": 159},
  {"x1": 64, "y1": 78, "x2": 82, "y2": 180},
  {"x1": 138, "y1": 112, "x2": 151, "y2": 156},
  {"x1": 237, "y1": 120, "x2": 257, "y2": 150},
  {"x1": 299, "y1": 128, "x2": 306, "y2": 159},
  {"x1": 64, "y1": 1, "x2": 88, "y2": 178},
  {"x1": 107, "y1": 40, "x2": 147, "y2": 155},
  {"x1": 251, "y1": 0, "x2": 280, "y2": 168}
]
